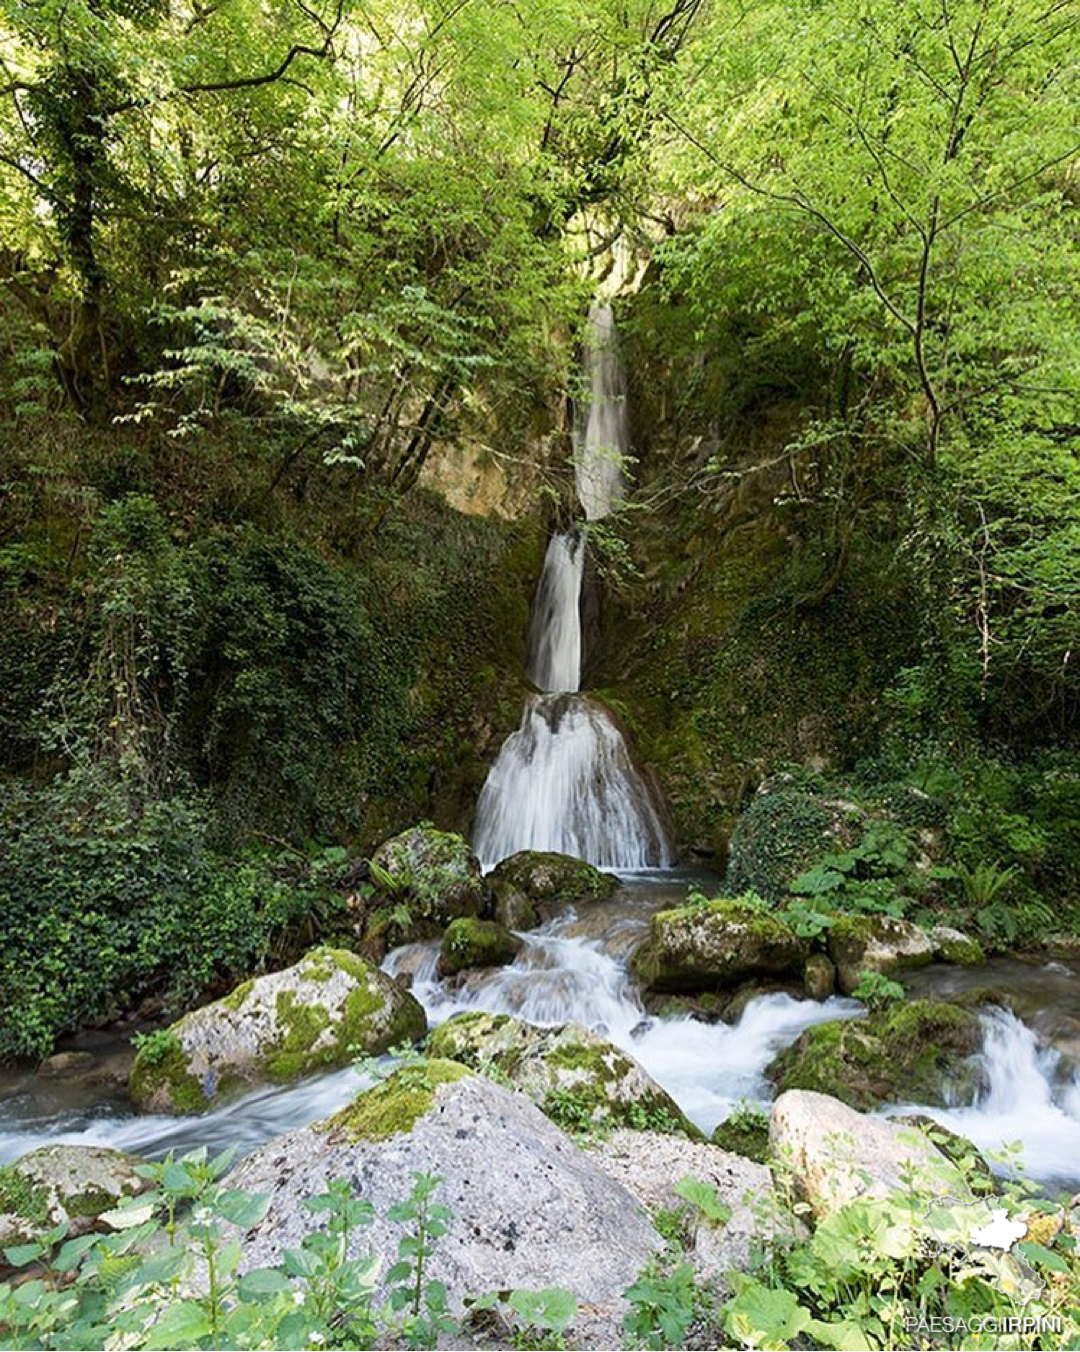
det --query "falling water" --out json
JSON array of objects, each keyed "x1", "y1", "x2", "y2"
[
  {"x1": 898, "y1": 1007, "x2": 1080, "y2": 1187},
  {"x1": 575, "y1": 302, "x2": 628, "y2": 521},
  {"x1": 527, "y1": 531, "x2": 585, "y2": 692},
  {"x1": 473, "y1": 302, "x2": 669, "y2": 871},
  {"x1": 474, "y1": 695, "x2": 670, "y2": 871}
]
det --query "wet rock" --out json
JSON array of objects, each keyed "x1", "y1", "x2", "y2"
[
  {"x1": 437, "y1": 918, "x2": 522, "y2": 976},
  {"x1": 770, "y1": 1089, "x2": 962, "y2": 1217},
  {"x1": 226, "y1": 1062, "x2": 662, "y2": 1337},
  {"x1": 427, "y1": 1012, "x2": 697, "y2": 1136},
  {"x1": 129, "y1": 947, "x2": 426, "y2": 1114},
  {"x1": 38, "y1": 1051, "x2": 95, "y2": 1078},
  {"x1": 931, "y1": 925, "x2": 985, "y2": 966},
  {"x1": 630, "y1": 899, "x2": 807, "y2": 994},
  {"x1": 490, "y1": 878, "x2": 541, "y2": 931},
  {"x1": 489, "y1": 850, "x2": 618, "y2": 906},
  {"x1": 369, "y1": 826, "x2": 488, "y2": 939},
  {"x1": 803, "y1": 953, "x2": 836, "y2": 1001},
  {"x1": 591, "y1": 1130, "x2": 798, "y2": 1282},
  {"x1": 828, "y1": 915, "x2": 934, "y2": 994},
  {"x1": 0, "y1": 1145, "x2": 149, "y2": 1247},
  {"x1": 766, "y1": 998, "x2": 982, "y2": 1110}
]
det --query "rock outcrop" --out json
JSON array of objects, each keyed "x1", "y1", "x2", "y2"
[
  {"x1": 129, "y1": 947, "x2": 425, "y2": 1114},
  {"x1": 631, "y1": 899, "x2": 807, "y2": 993},
  {"x1": 828, "y1": 915, "x2": 935, "y2": 994},
  {"x1": 427, "y1": 1012, "x2": 696, "y2": 1135},
  {"x1": 0, "y1": 1144, "x2": 149, "y2": 1247}
]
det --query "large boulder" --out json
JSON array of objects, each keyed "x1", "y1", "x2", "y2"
[
  {"x1": 828, "y1": 915, "x2": 934, "y2": 994},
  {"x1": 225, "y1": 1060, "x2": 662, "y2": 1336},
  {"x1": 437, "y1": 918, "x2": 522, "y2": 977},
  {"x1": 129, "y1": 948, "x2": 425, "y2": 1114},
  {"x1": 630, "y1": 899, "x2": 807, "y2": 993},
  {"x1": 489, "y1": 850, "x2": 618, "y2": 906},
  {"x1": 369, "y1": 826, "x2": 488, "y2": 939},
  {"x1": 427, "y1": 1012, "x2": 697, "y2": 1136},
  {"x1": 592, "y1": 1129, "x2": 797, "y2": 1282},
  {"x1": 769, "y1": 1089, "x2": 963, "y2": 1217},
  {"x1": 0, "y1": 1145, "x2": 149, "y2": 1247},
  {"x1": 766, "y1": 999, "x2": 983, "y2": 1111}
]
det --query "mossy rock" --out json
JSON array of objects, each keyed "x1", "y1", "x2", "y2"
[
  {"x1": 490, "y1": 879, "x2": 541, "y2": 932},
  {"x1": 803, "y1": 952, "x2": 837, "y2": 1001},
  {"x1": 712, "y1": 1105, "x2": 770, "y2": 1163},
  {"x1": 427, "y1": 1011, "x2": 699, "y2": 1137},
  {"x1": 725, "y1": 788, "x2": 864, "y2": 902},
  {"x1": 828, "y1": 915, "x2": 935, "y2": 994},
  {"x1": 323, "y1": 1059, "x2": 472, "y2": 1142},
  {"x1": 0, "y1": 1145, "x2": 149, "y2": 1247},
  {"x1": 489, "y1": 850, "x2": 618, "y2": 905},
  {"x1": 368, "y1": 826, "x2": 488, "y2": 941},
  {"x1": 630, "y1": 899, "x2": 807, "y2": 994},
  {"x1": 766, "y1": 999, "x2": 983, "y2": 1111},
  {"x1": 438, "y1": 918, "x2": 522, "y2": 977},
  {"x1": 129, "y1": 947, "x2": 426, "y2": 1114},
  {"x1": 931, "y1": 926, "x2": 986, "y2": 966}
]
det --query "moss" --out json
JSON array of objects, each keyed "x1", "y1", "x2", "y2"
[
  {"x1": 221, "y1": 979, "x2": 254, "y2": 1012},
  {"x1": 438, "y1": 917, "x2": 520, "y2": 975},
  {"x1": 631, "y1": 898, "x2": 806, "y2": 992},
  {"x1": 767, "y1": 999, "x2": 982, "y2": 1110},
  {"x1": 263, "y1": 991, "x2": 333, "y2": 1082},
  {"x1": 712, "y1": 1106, "x2": 770, "y2": 1163},
  {"x1": 0, "y1": 1164, "x2": 48, "y2": 1223},
  {"x1": 63, "y1": 1187, "x2": 116, "y2": 1219},
  {"x1": 936, "y1": 935, "x2": 985, "y2": 966},
  {"x1": 489, "y1": 851, "x2": 618, "y2": 903},
  {"x1": 324, "y1": 1059, "x2": 471, "y2": 1141},
  {"x1": 129, "y1": 1031, "x2": 210, "y2": 1114}
]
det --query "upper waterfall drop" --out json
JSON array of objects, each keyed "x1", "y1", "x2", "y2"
[{"x1": 575, "y1": 302, "x2": 628, "y2": 522}]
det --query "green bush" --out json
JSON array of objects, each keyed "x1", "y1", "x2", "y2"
[{"x1": 0, "y1": 773, "x2": 330, "y2": 1059}]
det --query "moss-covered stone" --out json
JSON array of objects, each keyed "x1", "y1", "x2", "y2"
[
  {"x1": 129, "y1": 947, "x2": 426, "y2": 1114},
  {"x1": 712, "y1": 1104, "x2": 770, "y2": 1163},
  {"x1": 324, "y1": 1058, "x2": 471, "y2": 1141},
  {"x1": 630, "y1": 898, "x2": 807, "y2": 994},
  {"x1": 490, "y1": 879, "x2": 541, "y2": 931},
  {"x1": 803, "y1": 952, "x2": 836, "y2": 1001},
  {"x1": 368, "y1": 826, "x2": 487, "y2": 943},
  {"x1": 828, "y1": 915, "x2": 935, "y2": 993},
  {"x1": 428, "y1": 1011, "x2": 699, "y2": 1137},
  {"x1": 931, "y1": 926, "x2": 986, "y2": 966},
  {"x1": 0, "y1": 1164, "x2": 48, "y2": 1223},
  {"x1": 0, "y1": 1145, "x2": 150, "y2": 1247},
  {"x1": 438, "y1": 917, "x2": 522, "y2": 976},
  {"x1": 726, "y1": 788, "x2": 864, "y2": 901},
  {"x1": 766, "y1": 999, "x2": 983, "y2": 1110},
  {"x1": 489, "y1": 850, "x2": 618, "y2": 904}
]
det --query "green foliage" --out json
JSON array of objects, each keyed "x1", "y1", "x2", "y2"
[
  {"x1": 0, "y1": 772, "x2": 331, "y2": 1058},
  {"x1": 851, "y1": 971, "x2": 906, "y2": 1013},
  {"x1": 712, "y1": 1102, "x2": 771, "y2": 1164},
  {"x1": 622, "y1": 1258, "x2": 698, "y2": 1350}
]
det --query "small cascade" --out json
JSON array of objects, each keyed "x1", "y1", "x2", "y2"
[
  {"x1": 527, "y1": 531, "x2": 585, "y2": 692},
  {"x1": 474, "y1": 694, "x2": 670, "y2": 871},
  {"x1": 575, "y1": 301, "x2": 628, "y2": 521},
  {"x1": 907, "y1": 1007, "x2": 1080, "y2": 1185},
  {"x1": 473, "y1": 301, "x2": 670, "y2": 871}
]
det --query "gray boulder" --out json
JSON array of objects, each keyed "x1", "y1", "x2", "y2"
[
  {"x1": 225, "y1": 1061, "x2": 662, "y2": 1334},
  {"x1": 769, "y1": 1089, "x2": 963, "y2": 1218},
  {"x1": 0, "y1": 1144, "x2": 149, "y2": 1247},
  {"x1": 489, "y1": 850, "x2": 618, "y2": 906},
  {"x1": 369, "y1": 826, "x2": 487, "y2": 935},
  {"x1": 129, "y1": 947, "x2": 425, "y2": 1114},
  {"x1": 427, "y1": 1012, "x2": 696, "y2": 1135}
]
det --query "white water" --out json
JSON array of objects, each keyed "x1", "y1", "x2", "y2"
[
  {"x1": 575, "y1": 302, "x2": 628, "y2": 521},
  {"x1": 384, "y1": 905, "x2": 862, "y2": 1137},
  {"x1": 910, "y1": 1007, "x2": 1080, "y2": 1187},
  {"x1": 527, "y1": 531, "x2": 585, "y2": 692},
  {"x1": 473, "y1": 695, "x2": 671, "y2": 871}
]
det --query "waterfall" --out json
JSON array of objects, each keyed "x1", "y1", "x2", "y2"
[
  {"x1": 527, "y1": 531, "x2": 585, "y2": 692},
  {"x1": 575, "y1": 301, "x2": 628, "y2": 522},
  {"x1": 473, "y1": 694, "x2": 671, "y2": 871},
  {"x1": 473, "y1": 303, "x2": 671, "y2": 872},
  {"x1": 904, "y1": 1007, "x2": 1080, "y2": 1186}
]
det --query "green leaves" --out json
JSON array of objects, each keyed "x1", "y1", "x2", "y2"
[
  {"x1": 673, "y1": 1176, "x2": 732, "y2": 1228},
  {"x1": 724, "y1": 1278, "x2": 810, "y2": 1349},
  {"x1": 507, "y1": 1286, "x2": 578, "y2": 1334}
]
